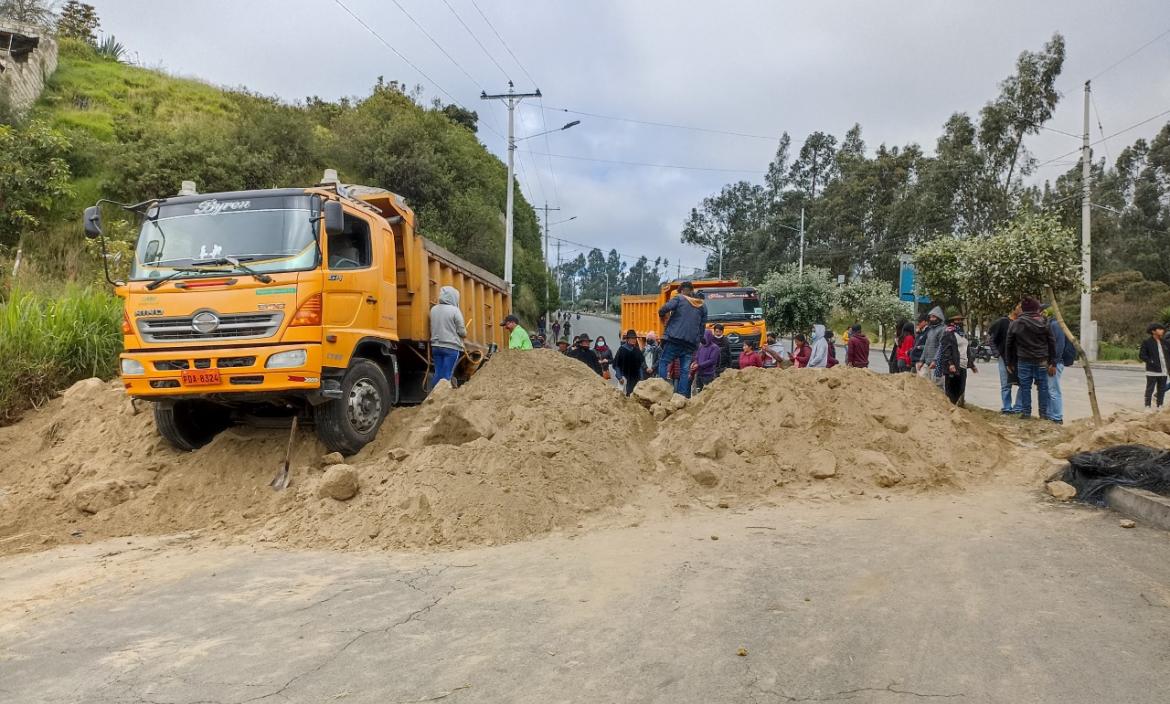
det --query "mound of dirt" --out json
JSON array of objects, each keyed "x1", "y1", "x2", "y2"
[
  {"x1": 1050, "y1": 409, "x2": 1170, "y2": 458},
  {"x1": 652, "y1": 366, "x2": 1017, "y2": 501},
  {"x1": 0, "y1": 350, "x2": 654, "y2": 555}
]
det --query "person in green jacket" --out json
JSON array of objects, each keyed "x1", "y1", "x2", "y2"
[{"x1": 501, "y1": 314, "x2": 532, "y2": 350}]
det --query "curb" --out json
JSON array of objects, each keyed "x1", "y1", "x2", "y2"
[{"x1": 1105, "y1": 486, "x2": 1170, "y2": 531}]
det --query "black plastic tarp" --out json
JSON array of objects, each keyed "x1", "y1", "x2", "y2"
[{"x1": 1060, "y1": 444, "x2": 1170, "y2": 504}]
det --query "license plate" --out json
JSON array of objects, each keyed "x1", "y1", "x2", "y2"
[{"x1": 180, "y1": 369, "x2": 222, "y2": 386}]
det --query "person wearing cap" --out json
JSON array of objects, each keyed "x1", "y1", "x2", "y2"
[
  {"x1": 1139, "y1": 322, "x2": 1170, "y2": 410},
  {"x1": 934, "y1": 309, "x2": 978, "y2": 405},
  {"x1": 613, "y1": 329, "x2": 646, "y2": 396},
  {"x1": 501, "y1": 314, "x2": 532, "y2": 350},
  {"x1": 657, "y1": 281, "x2": 708, "y2": 397},
  {"x1": 556, "y1": 337, "x2": 571, "y2": 354},
  {"x1": 1005, "y1": 296, "x2": 1056, "y2": 419},
  {"x1": 567, "y1": 333, "x2": 604, "y2": 376},
  {"x1": 845, "y1": 323, "x2": 870, "y2": 369},
  {"x1": 642, "y1": 331, "x2": 661, "y2": 378}
]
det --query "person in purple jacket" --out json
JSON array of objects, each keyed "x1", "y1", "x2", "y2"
[{"x1": 693, "y1": 330, "x2": 721, "y2": 393}]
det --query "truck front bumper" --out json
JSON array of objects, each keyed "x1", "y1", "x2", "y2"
[{"x1": 120, "y1": 343, "x2": 324, "y2": 398}]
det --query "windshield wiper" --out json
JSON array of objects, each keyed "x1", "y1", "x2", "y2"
[
  {"x1": 190, "y1": 257, "x2": 274, "y2": 284},
  {"x1": 145, "y1": 266, "x2": 233, "y2": 291}
]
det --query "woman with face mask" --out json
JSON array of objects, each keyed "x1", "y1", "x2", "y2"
[{"x1": 594, "y1": 336, "x2": 614, "y2": 377}]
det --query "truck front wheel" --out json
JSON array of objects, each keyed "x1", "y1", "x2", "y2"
[
  {"x1": 154, "y1": 400, "x2": 231, "y2": 451},
  {"x1": 315, "y1": 359, "x2": 391, "y2": 455}
]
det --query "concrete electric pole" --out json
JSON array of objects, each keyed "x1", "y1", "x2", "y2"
[
  {"x1": 541, "y1": 202, "x2": 560, "y2": 334},
  {"x1": 481, "y1": 82, "x2": 541, "y2": 289},
  {"x1": 1080, "y1": 81, "x2": 1097, "y2": 361}
]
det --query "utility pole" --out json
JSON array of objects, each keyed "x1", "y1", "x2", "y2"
[
  {"x1": 798, "y1": 206, "x2": 806, "y2": 279},
  {"x1": 555, "y1": 239, "x2": 562, "y2": 304},
  {"x1": 541, "y1": 202, "x2": 560, "y2": 334},
  {"x1": 481, "y1": 81, "x2": 541, "y2": 290},
  {"x1": 1080, "y1": 81, "x2": 1096, "y2": 361}
]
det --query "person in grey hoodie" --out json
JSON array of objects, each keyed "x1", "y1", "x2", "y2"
[
  {"x1": 918, "y1": 306, "x2": 946, "y2": 388},
  {"x1": 807, "y1": 324, "x2": 829, "y2": 368},
  {"x1": 429, "y1": 286, "x2": 466, "y2": 388}
]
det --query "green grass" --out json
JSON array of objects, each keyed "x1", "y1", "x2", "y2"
[
  {"x1": 0, "y1": 287, "x2": 122, "y2": 423},
  {"x1": 1099, "y1": 342, "x2": 1141, "y2": 362}
]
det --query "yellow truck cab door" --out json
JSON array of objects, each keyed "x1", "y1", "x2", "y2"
[
  {"x1": 376, "y1": 224, "x2": 398, "y2": 336},
  {"x1": 323, "y1": 207, "x2": 381, "y2": 357}
]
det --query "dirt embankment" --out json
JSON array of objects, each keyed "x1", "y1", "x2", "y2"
[{"x1": 0, "y1": 351, "x2": 1035, "y2": 556}]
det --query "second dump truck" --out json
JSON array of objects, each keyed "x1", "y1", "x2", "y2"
[
  {"x1": 84, "y1": 173, "x2": 510, "y2": 455},
  {"x1": 620, "y1": 280, "x2": 767, "y2": 366}
]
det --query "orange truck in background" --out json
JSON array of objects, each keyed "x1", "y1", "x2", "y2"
[
  {"x1": 620, "y1": 280, "x2": 767, "y2": 367},
  {"x1": 84, "y1": 173, "x2": 510, "y2": 455}
]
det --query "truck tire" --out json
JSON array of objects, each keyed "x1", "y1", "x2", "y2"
[
  {"x1": 154, "y1": 400, "x2": 231, "y2": 451},
  {"x1": 315, "y1": 358, "x2": 391, "y2": 455}
]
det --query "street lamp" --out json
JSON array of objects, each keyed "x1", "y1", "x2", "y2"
[{"x1": 516, "y1": 120, "x2": 581, "y2": 143}]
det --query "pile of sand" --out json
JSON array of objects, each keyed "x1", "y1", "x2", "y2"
[
  {"x1": 1050, "y1": 409, "x2": 1170, "y2": 458},
  {"x1": 0, "y1": 355, "x2": 1030, "y2": 556},
  {"x1": 0, "y1": 351, "x2": 654, "y2": 554},
  {"x1": 652, "y1": 367, "x2": 1018, "y2": 501}
]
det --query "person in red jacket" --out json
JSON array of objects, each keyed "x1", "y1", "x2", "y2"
[
  {"x1": 791, "y1": 334, "x2": 811, "y2": 368},
  {"x1": 895, "y1": 321, "x2": 916, "y2": 372},
  {"x1": 845, "y1": 324, "x2": 870, "y2": 368},
  {"x1": 739, "y1": 340, "x2": 766, "y2": 368}
]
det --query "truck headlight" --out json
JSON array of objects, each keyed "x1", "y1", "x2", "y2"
[
  {"x1": 266, "y1": 349, "x2": 308, "y2": 369},
  {"x1": 120, "y1": 358, "x2": 145, "y2": 375}
]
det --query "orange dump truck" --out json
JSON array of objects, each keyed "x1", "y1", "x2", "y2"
[
  {"x1": 620, "y1": 280, "x2": 767, "y2": 366},
  {"x1": 83, "y1": 174, "x2": 509, "y2": 455}
]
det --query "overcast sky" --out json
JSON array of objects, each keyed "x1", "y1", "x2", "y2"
[{"x1": 96, "y1": 0, "x2": 1170, "y2": 275}]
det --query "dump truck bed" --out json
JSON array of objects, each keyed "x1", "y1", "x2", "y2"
[{"x1": 621, "y1": 295, "x2": 660, "y2": 338}]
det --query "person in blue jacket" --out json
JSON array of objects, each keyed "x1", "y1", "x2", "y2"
[
  {"x1": 1043, "y1": 304, "x2": 1076, "y2": 424},
  {"x1": 656, "y1": 281, "x2": 708, "y2": 397}
]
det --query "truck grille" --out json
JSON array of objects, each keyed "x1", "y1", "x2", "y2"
[{"x1": 137, "y1": 312, "x2": 283, "y2": 343}]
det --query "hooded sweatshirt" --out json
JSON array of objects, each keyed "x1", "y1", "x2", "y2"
[
  {"x1": 807, "y1": 324, "x2": 829, "y2": 368},
  {"x1": 430, "y1": 286, "x2": 467, "y2": 351},
  {"x1": 695, "y1": 330, "x2": 721, "y2": 377},
  {"x1": 1006, "y1": 313, "x2": 1055, "y2": 367},
  {"x1": 921, "y1": 306, "x2": 947, "y2": 367},
  {"x1": 846, "y1": 330, "x2": 870, "y2": 368},
  {"x1": 659, "y1": 293, "x2": 708, "y2": 349}
]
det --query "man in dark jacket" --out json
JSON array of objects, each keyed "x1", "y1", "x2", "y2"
[
  {"x1": 612, "y1": 329, "x2": 646, "y2": 396},
  {"x1": 1005, "y1": 297, "x2": 1056, "y2": 419},
  {"x1": 567, "y1": 334, "x2": 604, "y2": 376},
  {"x1": 845, "y1": 324, "x2": 870, "y2": 368},
  {"x1": 936, "y1": 310, "x2": 978, "y2": 405},
  {"x1": 1139, "y1": 322, "x2": 1170, "y2": 410},
  {"x1": 909, "y1": 315, "x2": 929, "y2": 367},
  {"x1": 988, "y1": 304, "x2": 1021, "y2": 413},
  {"x1": 656, "y1": 281, "x2": 708, "y2": 397}
]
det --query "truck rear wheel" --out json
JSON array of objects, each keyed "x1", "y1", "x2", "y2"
[
  {"x1": 315, "y1": 358, "x2": 391, "y2": 455},
  {"x1": 154, "y1": 400, "x2": 231, "y2": 451}
]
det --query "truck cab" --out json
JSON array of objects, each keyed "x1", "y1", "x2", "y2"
[
  {"x1": 85, "y1": 175, "x2": 510, "y2": 455},
  {"x1": 697, "y1": 286, "x2": 766, "y2": 365}
]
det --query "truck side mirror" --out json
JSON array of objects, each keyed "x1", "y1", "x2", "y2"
[
  {"x1": 323, "y1": 201, "x2": 344, "y2": 236},
  {"x1": 83, "y1": 205, "x2": 103, "y2": 239}
]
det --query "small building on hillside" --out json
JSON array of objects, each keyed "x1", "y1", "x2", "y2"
[{"x1": 0, "y1": 20, "x2": 58, "y2": 113}]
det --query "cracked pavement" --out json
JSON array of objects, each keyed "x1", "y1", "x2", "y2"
[{"x1": 3, "y1": 487, "x2": 1170, "y2": 703}]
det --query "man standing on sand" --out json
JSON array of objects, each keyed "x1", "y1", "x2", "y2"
[
  {"x1": 429, "y1": 285, "x2": 466, "y2": 387},
  {"x1": 501, "y1": 314, "x2": 532, "y2": 350},
  {"x1": 845, "y1": 324, "x2": 870, "y2": 368},
  {"x1": 657, "y1": 281, "x2": 708, "y2": 397},
  {"x1": 918, "y1": 306, "x2": 946, "y2": 389},
  {"x1": 1005, "y1": 296, "x2": 1055, "y2": 420}
]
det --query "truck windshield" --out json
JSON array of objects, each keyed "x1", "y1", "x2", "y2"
[
  {"x1": 702, "y1": 291, "x2": 763, "y2": 321},
  {"x1": 131, "y1": 195, "x2": 318, "y2": 281}
]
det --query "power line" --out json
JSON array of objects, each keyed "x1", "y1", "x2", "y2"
[
  {"x1": 1032, "y1": 106, "x2": 1170, "y2": 170},
  {"x1": 1090, "y1": 25, "x2": 1170, "y2": 81},
  {"x1": 528, "y1": 103, "x2": 781, "y2": 141},
  {"x1": 386, "y1": 0, "x2": 484, "y2": 92},
  {"x1": 545, "y1": 233, "x2": 707, "y2": 273},
  {"x1": 439, "y1": 0, "x2": 511, "y2": 81},
  {"x1": 1090, "y1": 92, "x2": 1112, "y2": 165},
  {"x1": 330, "y1": 0, "x2": 505, "y2": 141},
  {"x1": 520, "y1": 149, "x2": 766, "y2": 175},
  {"x1": 469, "y1": 0, "x2": 539, "y2": 86}
]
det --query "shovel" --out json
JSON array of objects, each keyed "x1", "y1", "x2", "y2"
[{"x1": 270, "y1": 415, "x2": 298, "y2": 491}]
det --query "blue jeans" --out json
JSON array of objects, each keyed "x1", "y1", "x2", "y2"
[
  {"x1": 1048, "y1": 363, "x2": 1064, "y2": 422},
  {"x1": 997, "y1": 359, "x2": 1015, "y2": 412},
  {"x1": 1015, "y1": 361, "x2": 1050, "y2": 419},
  {"x1": 431, "y1": 347, "x2": 460, "y2": 388},
  {"x1": 658, "y1": 340, "x2": 695, "y2": 398}
]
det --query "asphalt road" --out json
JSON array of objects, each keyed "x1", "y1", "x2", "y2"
[
  {"x1": 4, "y1": 488, "x2": 1169, "y2": 703},
  {"x1": 562, "y1": 313, "x2": 1149, "y2": 421}
]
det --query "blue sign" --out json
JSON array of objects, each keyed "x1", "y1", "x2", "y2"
[{"x1": 898, "y1": 255, "x2": 931, "y2": 304}]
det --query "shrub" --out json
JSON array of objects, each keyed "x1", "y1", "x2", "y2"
[{"x1": 0, "y1": 287, "x2": 122, "y2": 423}]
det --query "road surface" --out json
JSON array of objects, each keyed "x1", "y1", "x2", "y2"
[{"x1": 3, "y1": 488, "x2": 1168, "y2": 703}]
